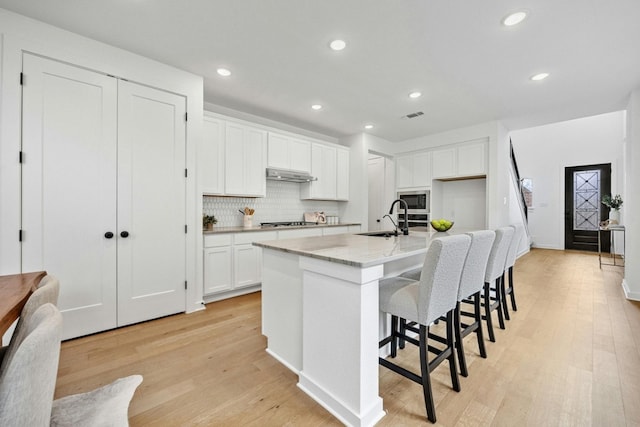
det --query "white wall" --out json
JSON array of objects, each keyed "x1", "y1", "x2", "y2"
[
  {"x1": 0, "y1": 8, "x2": 204, "y2": 311},
  {"x1": 432, "y1": 179, "x2": 487, "y2": 230},
  {"x1": 623, "y1": 90, "x2": 640, "y2": 300},
  {"x1": 510, "y1": 111, "x2": 625, "y2": 250},
  {"x1": 203, "y1": 180, "x2": 340, "y2": 227}
]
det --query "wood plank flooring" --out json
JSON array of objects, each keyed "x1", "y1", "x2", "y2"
[{"x1": 55, "y1": 249, "x2": 639, "y2": 426}]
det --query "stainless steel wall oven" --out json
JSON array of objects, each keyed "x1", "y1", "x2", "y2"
[{"x1": 396, "y1": 190, "x2": 430, "y2": 227}]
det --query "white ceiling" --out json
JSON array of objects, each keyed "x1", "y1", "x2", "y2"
[{"x1": 1, "y1": 0, "x2": 639, "y2": 142}]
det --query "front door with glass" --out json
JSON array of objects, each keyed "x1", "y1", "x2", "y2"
[{"x1": 564, "y1": 163, "x2": 611, "y2": 252}]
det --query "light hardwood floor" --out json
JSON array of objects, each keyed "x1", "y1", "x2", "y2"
[{"x1": 55, "y1": 249, "x2": 640, "y2": 426}]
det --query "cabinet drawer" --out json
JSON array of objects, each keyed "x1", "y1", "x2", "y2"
[
  {"x1": 277, "y1": 228, "x2": 323, "y2": 239},
  {"x1": 234, "y1": 231, "x2": 277, "y2": 245},
  {"x1": 204, "y1": 234, "x2": 232, "y2": 248},
  {"x1": 322, "y1": 226, "x2": 350, "y2": 236}
]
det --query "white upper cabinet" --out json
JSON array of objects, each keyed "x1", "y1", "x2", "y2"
[
  {"x1": 201, "y1": 115, "x2": 266, "y2": 197},
  {"x1": 431, "y1": 148, "x2": 456, "y2": 179},
  {"x1": 301, "y1": 143, "x2": 339, "y2": 200},
  {"x1": 224, "y1": 122, "x2": 267, "y2": 197},
  {"x1": 336, "y1": 146, "x2": 350, "y2": 200},
  {"x1": 457, "y1": 142, "x2": 486, "y2": 177},
  {"x1": 267, "y1": 132, "x2": 289, "y2": 170},
  {"x1": 396, "y1": 151, "x2": 431, "y2": 189},
  {"x1": 267, "y1": 132, "x2": 311, "y2": 173},
  {"x1": 431, "y1": 141, "x2": 486, "y2": 179},
  {"x1": 290, "y1": 138, "x2": 312, "y2": 173},
  {"x1": 202, "y1": 116, "x2": 225, "y2": 195},
  {"x1": 202, "y1": 113, "x2": 346, "y2": 200}
]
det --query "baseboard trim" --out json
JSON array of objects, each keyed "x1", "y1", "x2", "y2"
[
  {"x1": 531, "y1": 244, "x2": 562, "y2": 250},
  {"x1": 298, "y1": 372, "x2": 385, "y2": 427},
  {"x1": 203, "y1": 284, "x2": 261, "y2": 304},
  {"x1": 622, "y1": 279, "x2": 640, "y2": 301},
  {"x1": 265, "y1": 348, "x2": 299, "y2": 375}
]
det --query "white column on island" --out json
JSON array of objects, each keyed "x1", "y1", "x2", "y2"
[{"x1": 297, "y1": 256, "x2": 385, "y2": 427}]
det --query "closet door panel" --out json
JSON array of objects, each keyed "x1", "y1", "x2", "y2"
[
  {"x1": 116, "y1": 81, "x2": 186, "y2": 326},
  {"x1": 21, "y1": 54, "x2": 118, "y2": 339}
]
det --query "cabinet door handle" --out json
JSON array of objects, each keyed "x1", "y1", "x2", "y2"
[
  {"x1": 120, "y1": 231, "x2": 130, "y2": 238},
  {"x1": 104, "y1": 232, "x2": 114, "y2": 239}
]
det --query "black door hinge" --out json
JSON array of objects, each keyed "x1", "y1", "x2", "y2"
[
  {"x1": 185, "y1": 225, "x2": 188, "y2": 234},
  {"x1": 19, "y1": 229, "x2": 23, "y2": 242},
  {"x1": 184, "y1": 280, "x2": 188, "y2": 290},
  {"x1": 19, "y1": 151, "x2": 23, "y2": 163},
  {"x1": 20, "y1": 72, "x2": 24, "y2": 86}
]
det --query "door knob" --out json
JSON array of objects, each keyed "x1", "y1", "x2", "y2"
[
  {"x1": 104, "y1": 232, "x2": 114, "y2": 239},
  {"x1": 120, "y1": 231, "x2": 129, "y2": 238}
]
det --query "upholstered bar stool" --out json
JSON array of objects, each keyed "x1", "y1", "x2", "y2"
[
  {"x1": 0, "y1": 275, "x2": 59, "y2": 371},
  {"x1": 378, "y1": 234, "x2": 471, "y2": 423},
  {"x1": 501, "y1": 223, "x2": 524, "y2": 321},
  {"x1": 482, "y1": 227, "x2": 514, "y2": 342},
  {"x1": 454, "y1": 230, "x2": 495, "y2": 377},
  {"x1": 0, "y1": 303, "x2": 63, "y2": 426}
]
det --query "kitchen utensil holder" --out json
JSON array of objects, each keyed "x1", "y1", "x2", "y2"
[{"x1": 243, "y1": 215, "x2": 253, "y2": 228}]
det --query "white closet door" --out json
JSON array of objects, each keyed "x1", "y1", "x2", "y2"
[
  {"x1": 116, "y1": 80, "x2": 186, "y2": 326},
  {"x1": 21, "y1": 54, "x2": 118, "y2": 339}
]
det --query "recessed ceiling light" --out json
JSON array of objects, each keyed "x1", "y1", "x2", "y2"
[
  {"x1": 502, "y1": 11, "x2": 528, "y2": 27},
  {"x1": 530, "y1": 72, "x2": 550, "y2": 81},
  {"x1": 364, "y1": 124, "x2": 374, "y2": 130},
  {"x1": 217, "y1": 68, "x2": 231, "y2": 77},
  {"x1": 311, "y1": 104, "x2": 323, "y2": 110},
  {"x1": 408, "y1": 91, "x2": 422, "y2": 99},
  {"x1": 329, "y1": 39, "x2": 346, "y2": 51}
]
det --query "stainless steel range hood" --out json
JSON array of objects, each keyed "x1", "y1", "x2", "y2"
[{"x1": 266, "y1": 168, "x2": 317, "y2": 183}]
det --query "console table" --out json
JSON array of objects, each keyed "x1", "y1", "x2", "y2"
[
  {"x1": 598, "y1": 226, "x2": 625, "y2": 268},
  {"x1": 0, "y1": 271, "x2": 47, "y2": 336}
]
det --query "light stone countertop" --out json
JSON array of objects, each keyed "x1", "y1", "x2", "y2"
[
  {"x1": 254, "y1": 230, "x2": 446, "y2": 268},
  {"x1": 203, "y1": 222, "x2": 361, "y2": 235}
]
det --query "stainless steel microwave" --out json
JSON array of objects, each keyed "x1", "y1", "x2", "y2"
[{"x1": 397, "y1": 190, "x2": 430, "y2": 214}]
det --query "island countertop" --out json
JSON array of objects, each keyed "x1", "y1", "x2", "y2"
[
  {"x1": 254, "y1": 230, "x2": 442, "y2": 268},
  {"x1": 204, "y1": 222, "x2": 361, "y2": 235}
]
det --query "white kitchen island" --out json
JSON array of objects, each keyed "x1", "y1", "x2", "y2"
[{"x1": 254, "y1": 231, "x2": 441, "y2": 426}]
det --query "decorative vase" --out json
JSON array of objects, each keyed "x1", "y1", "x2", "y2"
[
  {"x1": 205, "y1": 223, "x2": 214, "y2": 231},
  {"x1": 609, "y1": 209, "x2": 620, "y2": 225}
]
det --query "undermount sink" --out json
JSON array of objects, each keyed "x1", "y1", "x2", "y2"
[{"x1": 357, "y1": 231, "x2": 400, "y2": 238}]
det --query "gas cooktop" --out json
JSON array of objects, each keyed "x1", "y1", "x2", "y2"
[{"x1": 260, "y1": 221, "x2": 318, "y2": 227}]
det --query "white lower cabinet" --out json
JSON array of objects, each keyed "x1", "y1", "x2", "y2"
[
  {"x1": 234, "y1": 245, "x2": 261, "y2": 288},
  {"x1": 203, "y1": 235, "x2": 233, "y2": 294},
  {"x1": 204, "y1": 231, "x2": 277, "y2": 298},
  {"x1": 232, "y1": 231, "x2": 276, "y2": 289},
  {"x1": 203, "y1": 226, "x2": 361, "y2": 300}
]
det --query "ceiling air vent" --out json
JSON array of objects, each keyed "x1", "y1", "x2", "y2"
[{"x1": 404, "y1": 111, "x2": 424, "y2": 119}]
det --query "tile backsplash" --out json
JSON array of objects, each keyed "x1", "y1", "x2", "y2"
[{"x1": 203, "y1": 180, "x2": 340, "y2": 227}]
